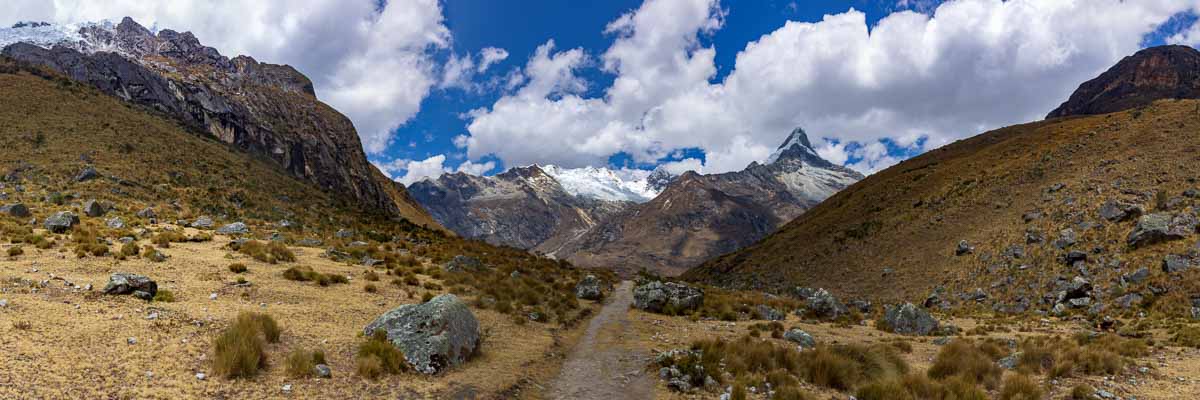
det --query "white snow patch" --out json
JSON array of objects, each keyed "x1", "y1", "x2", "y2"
[{"x1": 541, "y1": 165, "x2": 660, "y2": 203}]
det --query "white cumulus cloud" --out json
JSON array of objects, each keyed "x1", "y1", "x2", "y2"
[
  {"x1": 460, "y1": 0, "x2": 1196, "y2": 175},
  {"x1": 375, "y1": 155, "x2": 496, "y2": 186}
]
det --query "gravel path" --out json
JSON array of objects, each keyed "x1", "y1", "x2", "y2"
[{"x1": 547, "y1": 281, "x2": 653, "y2": 399}]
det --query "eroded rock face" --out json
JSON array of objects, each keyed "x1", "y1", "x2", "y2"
[
  {"x1": 633, "y1": 281, "x2": 704, "y2": 314},
  {"x1": 0, "y1": 17, "x2": 421, "y2": 220},
  {"x1": 1048, "y1": 45, "x2": 1200, "y2": 118},
  {"x1": 881, "y1": 303, "x2": 939, "y2": 336},
  {"x1": 363, "y1": 294, "x2": 481, "y2": 375}
]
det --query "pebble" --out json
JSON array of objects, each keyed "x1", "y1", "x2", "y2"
[
  {"x1": 127, "y1": 337, "x2": 137, "y2": 345},
  {"x1": 282, "y1": 384, "x2": 292, "y2": 393},
  {"x1": 0, "y1": 299, "x2": 7, "y2": 308},
  {"x1": 195, "y1": 372, "x2": 206, "y2": 381},
  {"x1": 146, "y1": 312, "x2": 159, "y2": 320},
  {"x1": 209, "y1": 293, "x2": 218, "y2": 300}
]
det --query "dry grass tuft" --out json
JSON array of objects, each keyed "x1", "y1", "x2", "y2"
[
  {"x1": 356, "y1": 330, "x2": 407, "y2": 379},
  {"x1": 238, "y1": 240, "x2": 295, "y2": 264},
  {"x1": 212, "y1": 312, "x2": 280, "y2": 379}
]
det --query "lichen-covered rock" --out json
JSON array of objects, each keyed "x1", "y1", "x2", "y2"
[
  {"x1": 1128, "y1": 212, "x2": 1198, "y2": 247},
  {"x1": 1099, "y1": 200, "x2": 1143, "y2": 222},
  {"x1": 75, "y1": 166, "x2": 99, "y2": 182},
  {"x1": 805, "y1": 288, "x2": 849, "y2": 320},
  {"x1": 43, "y1": 211, "x2": 79, "y2": 233},
  {"x1": 190, "y1": 216, "x2": 214, "y2": 229},
  {"x1": 216, "y1": 222, "x2": 249, "y2": 235},
  {"x1": 363, "y1": 294, "x2": 481, "y2": 375},
  {"x1": 102, "y1": 273, "x2": 157, "y2": 300},
  {"x1": 756, "y1": 304, "x2": 785, "y2": 321},
  {"x1": 633, "y1": 281, "x2": 704, "y2": 314},
  {"x1": 106, "y1": 217, "x2": 125, "y2": 229},
  {"x1": 880, "y1": 302, "x2": 940, "y2": 336},
  {"x1": 783, "y1": 328, "x2": 816, "y2": 348},
  {"x1": 574, "y1": 275, "x2": 603, "y2": 300}
]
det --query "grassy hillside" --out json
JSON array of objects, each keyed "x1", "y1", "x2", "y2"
[{"x1": 688, "y1": 99, "x2": 1200, "y2": 316}]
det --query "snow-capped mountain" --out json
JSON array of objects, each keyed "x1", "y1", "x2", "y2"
[
  {"x1": 541, "y1": 165, "x2": 666, "y2": 203},
  {"x1": 408, "y1": 127, "x2": 862, "y2": 277}
]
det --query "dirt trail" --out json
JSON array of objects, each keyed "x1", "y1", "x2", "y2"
[{"x1": 547, "y1": 281, "x2": 653, "y2": 400}]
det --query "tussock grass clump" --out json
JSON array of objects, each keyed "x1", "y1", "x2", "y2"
[
  {"x1": 238, "y1": 240, "x2": 295, "y2": 264},
  {"x1": 856, "y1": 374, "x2": 987, "y2": 400},
  {"x1": 212, "y1": 312, "x2": 280, "y2": 379},
  {"x1": 1016, "y1": 333, "x2": 1148, "y2": 378},
  {"x1": 656, "y1": 335, "x2": 905, "y2": 395},
  {"x1": 998, "y1": 373, "x2": 1044, "y2": 400},
  {"x1": 1069, "y1": 384, "x2": 1095, "y2": 400},
  {"x1": 357, "y1": 330, "x2": 407, "y2": 379},
  {"x1": 364, "y1": 270, "x2": 380, "y2": 281},
  {"x1": 927, "y1": 340, "x2": 1003, "y2": 389},
  {"x1": 228, "y1": 263, "x2": 248, "y2": 273},
  {"x1": 117, "y1": 241, "x2": 139, "y2": 258},
  {"x1": 151, "y1": 231, "x2": 186, "y2": 248},
  {"x1": 1171, "y1": 325, "x2": 1200, "y2": 348},
  {"x1": 285, "y1": 348, "x2": 326, "y2": 378},
  {"x1": 7, "y1": 246, "x2": 22, "y2": 257},
  {"x1": 70, "y1": 226, "x2": 108, "y2": 257},
  {"x1": 282, "y1": 266, "x2": 346, "y2": 286},
  {"x1": 364, "y1": 283, "x2": 378, "y2": 293},
  {"x1": 152, "y1": 289, "x2": 175, "y2": 302}
]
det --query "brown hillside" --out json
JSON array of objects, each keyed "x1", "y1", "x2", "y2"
[{"x1": 687, "y1": 99, "x2": 1200, "y2": 315}]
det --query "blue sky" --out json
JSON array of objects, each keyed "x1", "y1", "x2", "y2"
[
  {"x1": 391, "y1": 0, "x2": 950, "y2": 178},
  {"x1": 8, "y1": 0, "x2": 1200, "y2": 184}
]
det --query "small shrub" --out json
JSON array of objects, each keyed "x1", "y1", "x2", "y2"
[
  {"x1": 1171, "y1": 325, "x2": 1200, "y2": 348},
  {"x1": 239, "y1": 240, "x2": 296, "y2": 264},
  {"x1": 364, "y1": 270, "x2": 380, "y2": 281},
  {"x1": 119, "y1": 241, "x2": 139, "y2": 258},
  {"x1": 364, "y1": 283, "x2": 378, "y2": 293},
  {"x1": 228, "y1": 263, "x2": 248, "y2": 273},
  {"x1": 927, "y1": 340, "x2": 1002, "y2": 389},
  {"x1": 7, "y1": 246, "x2": 22, "y2": 257},
  {"x1": 283, "y1": 266, "x2": 313, "y2": 281},
  {"x1": 1068, "y1": 384, "x2": 1095, "y2": 400},
  {"x1": 286, "y1": 348, "x2": 325, "y2": 378}
]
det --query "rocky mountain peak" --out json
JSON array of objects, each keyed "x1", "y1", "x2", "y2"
[
  {"x1": 646, "y1": 167, "x2": 677, "y2": 192},
  {"x1": 1047, "y1": 44, "x2": 1200, "y2": 118},
  {"x1": 766, "y1": 127, "x2": 840, "y2": 170}
]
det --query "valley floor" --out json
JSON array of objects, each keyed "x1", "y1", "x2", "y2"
[{"x1": 0, "y1": 230, "x2": 595, "y2": 399}]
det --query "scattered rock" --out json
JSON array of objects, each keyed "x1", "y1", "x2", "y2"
[
  {"x1": 75, "y1": 166, "x2": 99, "y2": 182},
  {"x1": 0, "y1": 203, "x2": 30, "y2": 218},
  {"x1": 783, "y1": 328, "x2": 816, "y2": 348},
  {"x1": 574, "y1": 275, "x2": 603, "y2": 300},
  {"x1": 297, "y1": 238, "x2": 323, "y2": 247},
  {"x1": 195, "y1": 372, "x2": 206, "y2": 381},
  {"x1": 216, "y1": 222, "x2": 249, "y2": 235},
  {"x1": 880, "y1": 303, "x2": 939, "y2": 336},
  {"x1": 1123, "y1": 267, "x2": 1151, "y2": 284},
  {"x1": 756, "y1": 304, "x2": 785, "y2": 321},
  {"x1": 1022, "y1": 211, "x2": 1042, "y2": 223},
  {"x1": 955, "y1": 240, "x2": 974, "y2": 256},
  {"x1": 633, "y1": 281, "x2": 704, "y2": 314},
  {"x1": 1099, "y1": 200, "x2": 1143, "y2": 222},
  {"x1": 82, "y1": 199, "x2": 106, "y2": 217},
  {"x1": 1115, "y1": 293, "x2": 1144, "y2": 309},
  {"x1": 361, "y1": 256, "x2": 384, "y2": 267},
  {"x1": 804, "y1": 288, "x2": 849, "y2": 320},
  {"x1": 1163, "y1": 254, "x2": 1193, "y2": 273},
  {"x1": 335, "y1": 229, "x2": 355, "y2": 238},
  {"x1": 362, "y1": 294, "x2": 481, "y2": 375},
  {"x1": 136, "y1": 207, "x2": 156, "y2": 219},
  {"x1": 1128, "y1": 212, "x2": 1198, "y2": 247},
  {"x1": 314, "y1": 364, "x2": 332, "y2": 379},
  {"x1": 998, "y1": 352, "x2": 1022, "y2": 370},
  {"x1": 103, "y1": 273, "x2": 158, "y2": 300},
  {"x1": 1054, "y1": 228, "x2": 1078, "y2": 249},
  {"x1": 43, "y1": 211, "x2": 79, "y2": 233},
  {"x1": 106, "y1": 217, "x2": 125, "y2": 229}
]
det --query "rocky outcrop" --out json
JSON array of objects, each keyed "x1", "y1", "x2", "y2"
[
  {"x1": 633, "y1": 281, "x2": 704, "y2": 314},
  {"x1": 1127, "y1": 212, "x2": 1197, "y2": 247},
  {"x1": 363, "y1": 294, "x2": 481, "y2": 375},
  {"x1": 43, "y1": 211, "x2": 79, "y2": 233},
  {"x1": 1048, "y1": 45, "x2": 1200, "y2": 118},
  {"x1": 1, "y1": 18, "x2": 436, "y2": 227}
]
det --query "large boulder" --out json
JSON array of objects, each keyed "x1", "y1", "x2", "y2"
[
  {"x1": 0, "y1": 203, "x2": 30, "y2": 218},
  {"x1": 574, "y1": 275, "x2": 603, "y2": 300},
  {"x1": 43, "y1": 211, "x2": 79, "y2": 233},
  {"x1": 783, "y1": 328, "x2": 816, "y2": 348},
  {"x1": 102, "y1": 273, "x2": 157, "y2": 300},
  {"x1": 633, "y1": 281, "x2": 704, "y2": 314},
  {"x1": 216, "y1": 222, "x2": 249, "y2": 235},
  {"x1": 362, "y1": 294, "x2": 481, "y2": 375},
  {"x1": 1128, "y1": 212, "x2": 1198, "y2": 247},
  {"x1": 880, "y1": 303, "x2": 940, "y2": 336},
  {"x1": 75, "y1": 166, "x2": 99, "y2": 182}
]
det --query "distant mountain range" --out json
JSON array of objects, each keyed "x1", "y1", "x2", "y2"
[{"x1": 410, "y1": 128, "x2": 863, "y2": 276}]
